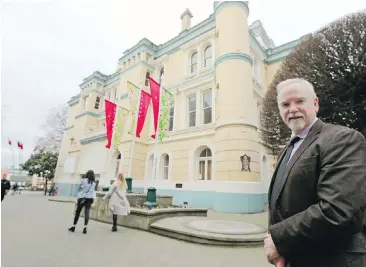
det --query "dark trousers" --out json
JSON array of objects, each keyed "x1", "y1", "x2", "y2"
[{"x1": 73, "y1": 198, "x2": 93, "y2": 226}]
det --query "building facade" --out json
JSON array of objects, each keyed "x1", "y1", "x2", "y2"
[{"x1": 54, "y1": 1, "x2": 307, "y2": 213}]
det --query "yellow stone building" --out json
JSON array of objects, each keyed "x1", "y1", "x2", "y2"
[{"x1": 55, "y1": 1, "x2": 308, "y2": 213}]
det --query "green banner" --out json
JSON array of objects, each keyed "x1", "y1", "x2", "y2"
[{"x1": 158, "y1": 88, "x2": 172, "y2": 142}]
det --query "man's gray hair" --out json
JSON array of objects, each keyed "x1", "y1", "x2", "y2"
[{"x1": 276, "y1": 78, "x2": 317, "y2": 100}]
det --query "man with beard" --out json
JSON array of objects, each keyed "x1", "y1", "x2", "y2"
[{"x1": 265, "y1": 78, "x2": 366, "y2": 267}]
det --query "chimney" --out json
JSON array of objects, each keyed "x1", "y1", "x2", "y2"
[{"x1": 180, "y1": 8, "x2": 193, "y2": 32}]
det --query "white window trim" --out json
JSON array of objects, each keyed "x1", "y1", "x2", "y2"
[
  {"x1": 201, "y1": 89, "x2": 213, "y2": 125},
  {"x1": 190, "y1": 52, "x2": 198, "y2": 74},
  {"x1": 184, "y1": 86, "x2": 215, "y2": 129},
  {"x1": 144, "y1": 151, "x2": 173, "y2": 181},
  {"x1": 186, "y1": 49, "x2": 199, "y2": 77},
  {"x1": 187, "y1": 93, "x2": 197, "y2": 128},
  {"x1": 198, "y1": 155, "x2": 212, "y2": 180},
  {"x1": 203, "y1": 45, "x2": 213, "y2": 68},
  {"x1": 188, "y1": 143, "x2": 215, "y2": 181}
]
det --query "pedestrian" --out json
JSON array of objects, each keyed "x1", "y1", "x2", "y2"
[
  {"x1": 1, "y1": 174, "x2": 11, "y2": 202},
  {"x1": 68, "y1": 170, "x2": 96, "y2": 234},
  {"x1": 102, "y1": 173, "x2": 130, "y2": 232},
  {"x1": 265, "y1": 78, "x2": 366, "y2": 267}
]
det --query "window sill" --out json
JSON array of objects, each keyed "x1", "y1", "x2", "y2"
[{"x1": 199, "y1": 67, "x2": 212, "y2": 74}]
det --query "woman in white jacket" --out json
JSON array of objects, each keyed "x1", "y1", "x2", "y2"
[{"x1": 102, "y1": 173, "x2": 130, "y2": 232}]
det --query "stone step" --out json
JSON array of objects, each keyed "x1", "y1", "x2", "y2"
[{"x1": 150, "y1": 216, "x2": 266, "y2": 246}]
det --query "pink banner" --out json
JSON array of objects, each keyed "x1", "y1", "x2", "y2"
[
  {"x1": 136, "y1": 90, "x2": 151, "y2": 138},
  {"x1": 104, "y1": 100, "x2": 117, "y2": 148},
  {"x1": 148, "y1": 77, "x2": 160, "y2": 139}
]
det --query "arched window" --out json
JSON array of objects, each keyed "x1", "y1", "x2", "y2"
[
  {"x1": 198, "y1": 148, "x2": 212, "y2": 180},
  {"x1": 163, "y1": 155, "x2": 169, "y2": 180},
  {"x1": 204, "y1": 46, "x2": 212, "y2": 68},
  {"x1": 191, "y1": 52, "x2": 198, "y2": 73}
]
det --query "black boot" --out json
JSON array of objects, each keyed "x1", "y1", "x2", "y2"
[
  {"x1": 83, "y1": 227, "x2": 87, "y2": 234},
  {"x1": 112, "y1": 214, "x2": 117, "y2": 232},
  {"x1": 68, "y1": 226, "x2": 75, "y2": 232}
]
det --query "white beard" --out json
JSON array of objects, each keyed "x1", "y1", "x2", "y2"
[{"x1": 287, "y1": 118, "x2": 305, "y2": 134}]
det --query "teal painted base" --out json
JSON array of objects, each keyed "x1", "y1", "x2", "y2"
[
  {"x1": 54, "y1": 183, "x2": 267, "y2": 213},
  {"x1": 157, "y1": 189, "x2": 267, "y2": 213},
  {"x1": 54, "y1": 183, "x2": 79, "y2": 197},
  {"x1": 132, "y1": 187, "x2": 144, "y2": 193}
]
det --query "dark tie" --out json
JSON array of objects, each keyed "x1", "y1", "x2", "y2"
[{"x1": 270, "y1": 136, "x2": 301, "y2": 213}]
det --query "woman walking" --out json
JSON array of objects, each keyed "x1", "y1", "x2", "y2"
[
  {"x1": 68, "y1": 170, "x2": 96, "y2": 234},
  {"x1": 102, "y1": 173, "x2": 130, "y2": 232}
]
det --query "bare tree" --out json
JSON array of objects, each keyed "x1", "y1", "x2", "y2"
[
  {"x1": 37, "y1": 105, "x2": 67, "y2": 152},
  {"x1": 261, "y1": 11, "x2": 366, "y2": 154}
]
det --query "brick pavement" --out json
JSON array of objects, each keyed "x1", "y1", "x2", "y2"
[{"x1": 1, "y1": 192, "x2": 271, "y2": 267}]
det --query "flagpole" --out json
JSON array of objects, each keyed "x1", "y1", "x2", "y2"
[
  {"x1": 127, "y1": 84, "x2": 141, "y2": 178},
  {"x1": 18, "y1": 145, "x2": 21, "y2": 170},
  {"x1": 151, "y1": 78, "x2": 163, "y2": 181},
  {"x1": 12, "y1": 146, "x2": 14, "y2": 169}
]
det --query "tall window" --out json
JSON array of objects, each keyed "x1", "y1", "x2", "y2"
[
  {"x1": 202, "y1": 91, "x2": 212, "y2": 124},
  {"x1": 169, "y1": 99, "x2": 174, "y2": 131},
  {"x1": 145, "y1": 71, "x2": 150, "y2": 86},
  {"x1": 94, "y1": 96, "x2": 101, "y2": 109},
  {"x1": 191, "y1": 52, "x2": 198, "y2": 73},
  {"x1": 159, "y1": 68, "x2": 164, "y2": 84},
  {"x1": 188, "y1": 95, "x2": 196, "y2": 127},
  {"x1": 163, "y1": 155, "x2": 169, "y2": 180},
  {"x1": 198, "y1": 148, "x2": 212, "y2": 180},
  {"x1": 204, "y1": 46, "x2": 212, "y2": 68}
]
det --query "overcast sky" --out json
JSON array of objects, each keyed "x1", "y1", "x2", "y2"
[{"x1": 1, "y1": 0, "x2": 365, "y2": 169}]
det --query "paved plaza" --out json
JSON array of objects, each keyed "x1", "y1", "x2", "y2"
[{"x1": 1, "y1": 192, "x2": 271, "y2": 267}]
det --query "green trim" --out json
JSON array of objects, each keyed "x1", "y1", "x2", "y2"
[
  {"x1": 214, "y1": 52, "x2": 253, "y2": 68},
  {"x1": 214, "y1": 1, "x2": 249, "y2": 17},
  {"x1": 75, "y1": 111, "x2": 102, "y2": 119},
  {"x1": 80, "y1": 133, "x2": 107, "y2": 145},
  {"x1": 265, "y1": 56, "x2": 287, "y2": 65},
  {"x1": 68, "y1": 95, "x2": 80, "y2": 106},
  {"x1": 120, "y1": 61, "x2": 155, "y2": 74},
  {"x1": 64, "y1": 125, "x2": 74, "y2": 131}
]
